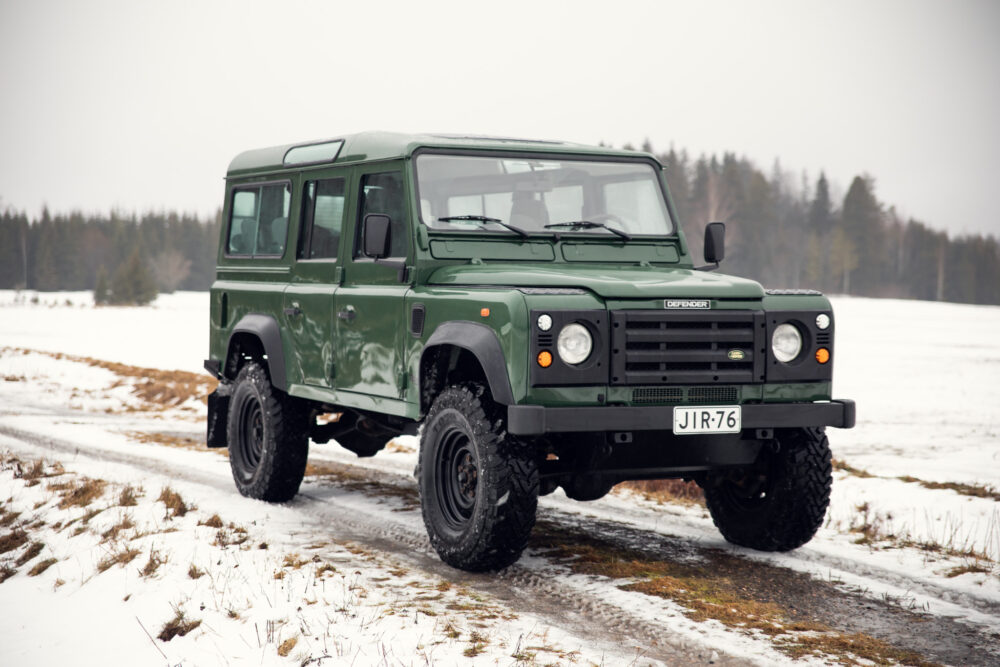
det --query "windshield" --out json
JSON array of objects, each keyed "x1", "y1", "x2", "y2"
[{"x1": 415, "y1": 154, "x2": 674, "y2": 237}]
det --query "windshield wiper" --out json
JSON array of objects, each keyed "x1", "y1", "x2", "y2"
[
  {"x1": 544, "y1": 220, "x2": 632, "y2": 241},
  {"x1": 437, "y1": 215, "x2": 529, "y2": 238}
]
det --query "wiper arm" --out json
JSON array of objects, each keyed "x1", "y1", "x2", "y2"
[
  {"x1": 544, "y1": 220, "x2": 632, "y2": 241},
  {"x1": 436, "y1": 215, "x2": 529, "y2": 238}
]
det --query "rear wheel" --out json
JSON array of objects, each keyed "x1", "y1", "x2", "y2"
[
  {"x1": 703, "y1": 427, "x2": 832, "y2": 551},
  {"x1": 227, "y1": 361, "x2": 308, "y2": 502},
  {"x1": 419, "y1": 384, "x2": 538, "y2": 571}
]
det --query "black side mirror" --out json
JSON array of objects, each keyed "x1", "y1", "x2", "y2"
[
  {"x1": 704, "y1": 222, "x2": 725, "y2": 265},
  {"x1": 363, "y1": 214, "x2": 391, "y2": 259}
]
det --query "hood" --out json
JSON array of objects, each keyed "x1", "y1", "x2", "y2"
[{"x1": 427, "y1": 264, "x2": 765, "y2": 299}]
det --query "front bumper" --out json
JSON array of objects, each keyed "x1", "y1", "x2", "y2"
[{"x1": 507, "y1": 398, "x2": 855, "y2": 436}]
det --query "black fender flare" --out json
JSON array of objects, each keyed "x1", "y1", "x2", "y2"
[
  {"x1": 420, "y1": 321, "x2": 515, "y2": 406},
  {"x1": 226, "y1": 313, "x2": 288, "y2": 391}
]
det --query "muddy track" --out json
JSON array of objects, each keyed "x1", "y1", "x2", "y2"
[{"x1": 3, "y1": 422, "x2": 999, "y2": 665}]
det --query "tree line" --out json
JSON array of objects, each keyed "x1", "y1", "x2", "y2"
[
  {"x1": 0, "y1": 208, "x2": 220, "y2": 305},
  {"x1": 643, "y1": 141, "x2": 999, "y2": 305},
  {"x1": 1, "y1": 143, "x2": 997, "y2": 305}
]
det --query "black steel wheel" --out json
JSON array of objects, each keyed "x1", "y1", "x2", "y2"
[
  {"x1": 703, "y1": 427, "x2": 832, "y2": 551},
  {"x1": 419, "y1": 384, "x2": 539, "y2": 571},
  {"x1": 226, "y1": 361, "x2": 308, "y2": 502}
]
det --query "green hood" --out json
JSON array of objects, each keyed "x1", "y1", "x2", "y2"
[{"x1": 427, "y1": 264, "x2": 765, "y2": 299}]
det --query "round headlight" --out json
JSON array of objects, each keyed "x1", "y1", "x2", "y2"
[
  {"x1": 557, "y1": 323, "x2": 592, "y2": 365},
  {"x1": 537, "y1": 313, "x2": 553, "y2": 331},
  {"x1": 772, "y1": 323, "x2": 803, "y2": 363},
  {"x1": 816, "y1": 313, "x2": 830, "y2": 330}
]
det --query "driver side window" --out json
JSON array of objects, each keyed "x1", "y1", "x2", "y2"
[{"x1": 356, "y1": 171, "x2": 408, "y2": 259}]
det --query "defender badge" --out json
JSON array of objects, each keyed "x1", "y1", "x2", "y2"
[
  {"x1": 664, "y1": 299, "x2": 710, "y2": 309},
  {"x1": 728, "y1": 349, "x2": 745, "y2": 361}
]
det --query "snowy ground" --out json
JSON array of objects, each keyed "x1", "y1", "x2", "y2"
[{"x1": 0, "y1": 290, "x2": 998, "y2": 666}]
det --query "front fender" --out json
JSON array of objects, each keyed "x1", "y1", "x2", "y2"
[{"x1": 421, "y1": 321, "x2": 515, "y2": 405}]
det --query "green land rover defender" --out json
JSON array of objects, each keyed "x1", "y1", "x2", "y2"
[{"x1": 204, "y1": 132, "x2": 855, "y2": 571}]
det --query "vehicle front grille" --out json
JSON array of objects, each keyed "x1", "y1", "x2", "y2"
[
  {"x1": 631, "y1": 386, "x2": 738, "y2": 404},
  {"x1": 611, "y1": 309, "x2": 765, "y2": 385}
]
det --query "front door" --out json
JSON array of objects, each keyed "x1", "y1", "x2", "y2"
[{"x1": 334, "y1": 166, "x2": 411, "y2": 400}]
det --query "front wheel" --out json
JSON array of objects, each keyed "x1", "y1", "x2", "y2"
[
  {"x1": 703, "y1": 427, "x2": 832, "y2": 551},
  {"x1": 227, "y1": 361, "x2": 309, "y2": 502},
  {"x1": 419, "y1": 384, "x2": 539, "y2": 571}
]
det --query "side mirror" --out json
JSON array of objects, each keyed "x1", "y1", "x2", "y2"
[
  {"x1": 704, "y1": 222, "x2": 725, "y2": 265},
  {"x1": 363, "y1": 214, "x2": 391, "y2": 259}
]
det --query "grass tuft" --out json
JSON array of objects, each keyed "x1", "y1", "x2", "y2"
[
  {"x1": 28, "y1": 558, "x2": 57, "y2": 576},
  {"x1": 897, "y1": 475, "x2": 1000, "y2": 501},
  {"x1": 0, "y1": 529, "x2": 28, "y2": 554},
  {"x1": 199, "y1": 514, "x2": 224, "y2": 528},
  {"x1": 0, "y1": 564, "x2": 16, "y2": 583},
  {"x1": 15, "y1": 541, "x2": 44, "y2": 566},
  {"x1": 187, "y1": 563, "x2": 205, "y2": 579},
  {"x1": 118, "y1": 486, "x2": 141, "y2": 507},
  {"x1": 101, "y1": 515, "x2": 135, "y2": 541},
  {"x1": 617, "y1": 478, "x2": 705, "y2": 506},
  {"x1": 97, "y1": 545, "x2": 141, "y2": 573},
  {"x1": 277, "y1": 636, "x2": 298, "y2": 657},
  {"x1": 832, "y1": 459, "x2": 875, "y2": 478},
  {"x1": 141, "y1": 548, "x2": 166, "y2": 577},
  {"x1": 51, "y1": 478, "x2": 107, "y2": 509},
  {"x1": 157, "y1": 487, "x2": 191, "y2": 518},
  {"x1": 157, "y1": 608, "x2": 202, "y2": 642}
]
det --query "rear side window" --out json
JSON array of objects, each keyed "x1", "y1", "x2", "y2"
[
  {"x1": 298, "y1": 178, "x2": 346, "y2": 260},
  {"x1": 226, "y1": 183, "x2": 291, "y2": 256}
]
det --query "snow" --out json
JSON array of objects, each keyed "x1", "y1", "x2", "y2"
[{"x1": 1, "y1": 291, "x2": 999, "y2": 665}]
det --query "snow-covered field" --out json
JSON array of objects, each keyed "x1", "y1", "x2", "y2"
[{"x1": 1, "y1": 289, "x2": 998, "y2": 666}]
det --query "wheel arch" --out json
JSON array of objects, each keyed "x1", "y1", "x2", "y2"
[
  {"x1": 419, "y1": 321, "x2": 515, "y2": 414},
  {"x1": 224, "y1": 313, "x2": 288, "y2": 391}
]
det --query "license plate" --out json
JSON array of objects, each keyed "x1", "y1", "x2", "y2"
[{"x1": 673, "y1": 406, "x2": 741, "y2": 435}]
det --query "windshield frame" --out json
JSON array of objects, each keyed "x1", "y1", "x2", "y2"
[{"x1": 411, "y1": 148, "x2": 678, "y2": 239}]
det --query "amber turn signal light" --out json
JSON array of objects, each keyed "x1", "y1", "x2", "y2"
[
  {"x1": 480, "y1": 307, "x2": 490, "y2": 317},
  {"x1": 537, "y1": 350, "x2": 553, "y2": 368},
  {"x1": 815, "y1": 348, "x2": 830, "y2": 364}
]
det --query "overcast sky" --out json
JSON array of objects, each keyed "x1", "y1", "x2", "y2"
[{"x1": 1, "y1": 0, "x2": 998, "y2": 237}]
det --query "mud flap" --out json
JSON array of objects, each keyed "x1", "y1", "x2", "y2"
[{"x1": 206, "y1": 385, "x2": 231, "y2": 448}]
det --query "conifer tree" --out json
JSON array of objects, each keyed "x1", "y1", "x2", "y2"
[
  {"x1": 110, "y1": 249, "x2": 158, "y2": 306},
  {"x1": 93, "y1": 266, "x2": 110, "y2": 305}
]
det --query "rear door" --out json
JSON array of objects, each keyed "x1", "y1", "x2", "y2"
[
  {"x1": 282, "y1": 170, "x2": 351, "y2": 388},
  {"x1": 334, "y1": 164, "x2": 411, "y2": 399}
]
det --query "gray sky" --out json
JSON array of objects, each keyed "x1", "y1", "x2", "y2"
[{"x1": 1, "y1": 0, "x2": 998, "y2": 237}]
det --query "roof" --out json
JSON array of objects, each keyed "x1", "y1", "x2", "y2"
[{"x1": 226, "y1": 131, "x2": 659, "y2": 177}]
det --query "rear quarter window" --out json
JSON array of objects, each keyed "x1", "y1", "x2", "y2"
[{"x1": 226, "y1": 183, "x2": 291, "y2": 257}]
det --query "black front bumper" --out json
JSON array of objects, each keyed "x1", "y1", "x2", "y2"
[{"x1": 507, "y1": 399, "x2": 855, "y2": 436}]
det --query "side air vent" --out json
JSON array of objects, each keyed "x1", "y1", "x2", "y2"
[{"x1": 410, "y1": 304, "x2": 426, "y2": 337}]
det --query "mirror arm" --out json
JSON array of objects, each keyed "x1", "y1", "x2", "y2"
[{"x1": 694, "y1": 261, "x2": 720, "y2": 272}]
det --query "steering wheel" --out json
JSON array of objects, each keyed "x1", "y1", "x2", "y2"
[{"x1": 589, "y1": 212, "x2": 630, "y2": 231}]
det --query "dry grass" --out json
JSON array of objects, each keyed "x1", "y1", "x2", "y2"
[
  {"x1": 141, "y1": 548, "x2": 167, "y2": 577},
  {"x1": 199, "y1": 514, "x2": 224, "y2": 528},
  {"x1": 945, "y1": 562, "x2": 993, "y2": 578},
  {"x1": 118, "y1": 486, "x2": 141, "y2": 507},
  {"x1": 617, "y1": 478, "x2": 705, "y2": 506},
  {"x1": 0, "y1": 564, "x2": 15, "y2": 583},
  {"x1": 212, "y1": 524, "x2": 249, "y2": 548},
  {"x1": 0, "y1": 529, "x2": 28, "y2": 554},
  {"x1": 187, "y1": 563, "x2": 205, "y2": 579},
  {"x1": 101, "y1": 515, "x2": 135, "y2": 541},
  {"x1": 158, "y1": 608, "x2": 202, "y2": 642},
  {"x1": 277, "y1": 636, "x2": 298, "y2": 657},
  {"x1": 51, "y1": 478, "x2": 107, "y2": 509},
  {"x1": 157, "y1": 487, "x2": 191, "y2": 519},
  {"x1": 28, "y1": 558, "x2": 57, "y2": 576},
  {"x1": 897, "y1": 476, "x2": 1000, "y2": 502},
  {"x1": 832, "y1": 459, "x2": 875, "y2": 478},
  {"x1": 533, "y1": 521, "x2": 936, "y2": 666},
  {"x1": 15, "y1": 541, "x2": 44, "y2": 566},
  {"x1": 96, "y1": 545, "x2": 141, "y2": 573},
  {"x1": 0, "y1": 510, "x2": 21, "y2": 527}
]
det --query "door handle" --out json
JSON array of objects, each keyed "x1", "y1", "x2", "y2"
[
  {"x1": 337, "y1": 307, "x2": 356, "y2": 321},
  {"x1": 283, "y1": 306, "x2": 302, "y2": 317}
]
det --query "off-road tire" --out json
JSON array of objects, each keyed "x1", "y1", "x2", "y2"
[
  {"x1": 227, "y1": 361, "x2": 309, "y2": 502},
  {"x1": 703, "y1": 427, "x2": 832, "y2": 551},
  {"x1": 419, "y1": 384, "x2": 539, "y2": 571}
]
